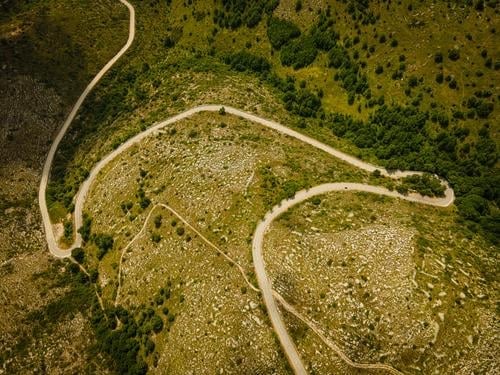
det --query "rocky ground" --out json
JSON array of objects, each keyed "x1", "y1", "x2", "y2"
[
  {"x1": 263, "y1": 191, "x2": 499, "y2": 374},
  {"x1": 0, "y1": 73, "x2": 105, "y2": 374},
  {"x1": 82, "y1": 111, "x2": 368, "y2": 372}
]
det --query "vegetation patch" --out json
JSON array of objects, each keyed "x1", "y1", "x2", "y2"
[
  {"x1": 267, "y1": 17, "x2": 301, "y2": 49},
  {"x1": 280, "y1": 35, "x2": 318, "y2": 69},
  {"x1": 223, "y1": 51, "x2": 271, "y2": 73},
  {"x1": 331, "y1": 106, "x2": 498, "y2": 242},
  {"x1": 213, "y1": 0, "x2": 278, "y2": 29}
]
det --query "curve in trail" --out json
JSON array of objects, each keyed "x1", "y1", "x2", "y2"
[
  {"x1": 114, "y1": 199, "x2": 403, "y2": 375},
  {"x1": 38, "y1": 0, "x2": 135, "y2": 258},
  {"x1": 41, "y1": 104, "x2": 455, "y2": 259},
  {"x1": 114, "y1": 203, "x2": 259, "y2": 307},
  {"x1": 273, "y1": 292, "x2": 404, "y2": 375},
  {"x1": 253, "y1": 183, "x2": 439, "y2": 375},
  {"x1": 37, "y1": 1, "x2": 455, "y2": 373}
]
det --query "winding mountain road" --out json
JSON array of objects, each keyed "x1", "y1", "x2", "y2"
[
  {"x1": 38, "y1": 0, "x2": 135, "y2": 257},
  {"x1": 37, "y1": 1, "x2": 454, "y2": 374},
  {"x1": 41, "y1": 103, "x2": 454, "y2": 259}
]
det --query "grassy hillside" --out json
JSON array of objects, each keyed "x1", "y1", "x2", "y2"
[
  {"x1": 77, "y1": 111, "x2": 367, "y2": 373},
  {"x1": 265, "y1": 190, "x2": 498, "y2": 374},
  {"x1": 0, "y1": 0, "x2": 128, "y2": 97},
  {"x1": 156, "y1": 0, "x2": 499, "y2": 129},
  {"x1": 182, "y1": 0, "x2": 499, "y2": 244}
]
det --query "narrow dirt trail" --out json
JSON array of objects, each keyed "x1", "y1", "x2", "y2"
[
  {"x1": 253, "y1": 184, "x2": 425, "y2": 375},
  {"x1": 37, "y1": 1, "x2": 455, "y2": 374},
  {"x1": 114, "y1": 201, "x2": 404, "y2": 375}
]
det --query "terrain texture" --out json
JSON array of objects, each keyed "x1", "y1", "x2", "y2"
[{"x1": 1, "y1": 0, "x2": 498, "y2": 374}]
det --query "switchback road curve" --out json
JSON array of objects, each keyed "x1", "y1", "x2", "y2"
[{"x1": 37, "y1": 1, "x2": 454, "y2": 373}]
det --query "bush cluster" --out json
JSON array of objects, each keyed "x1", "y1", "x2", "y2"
[
  {"x1": 94, "y1": 233, "x2": 114, "y2": 259},
  {"x1": 330, "y1": 46, "x2": 369, "y2": 100},
  {"x1": 213, "y1": 0, "x2": 278, "y2": 29},
  {"x1": 345, "y1": 0, "x2": 377, "y2": 25},
  {"x1": 267, "y1": 17, "x2": 301, "y2": 49},
  {"x1": 266, "y1": 73, "x2": 320, "y2": 117},
  {"x1": 223, "y1": 51, "x2": 271, "y2": 73},
  {"x1": 401, "y1": 173, "x2": 446, "y2": 197},
  {"x1": 280, "y1": 35, "x2": 318, "y2": 69}
]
